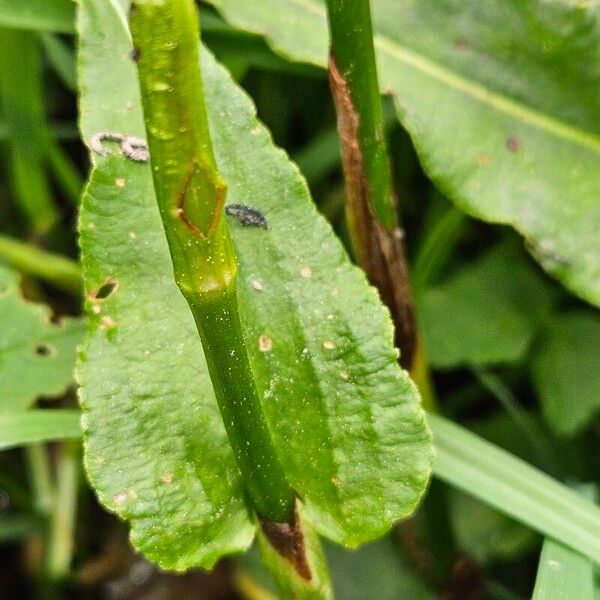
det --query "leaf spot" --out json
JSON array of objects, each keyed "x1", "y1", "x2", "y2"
[
  {"x1": 505, "y1": 136, "x2": 521, "y2": 152},
  {"x1": 113, "y1": 492, "x2": 128, "y2": 505},
  {"x1": 128, "y1": 230, "x2": 137, "y2": 240},
  {"x1": 100, "y1": 316, "x2": 116, "y2": 329},
  {"x1": 259, "y1": 334, "x2": 273, "y2": 352},
  {"x1": 331, "y1": 476, "x2": 341, "y2": 486},
  {"x1": 323, "y1": 340, "x2": 335, "y2": 350},
  {"x1": 89, "y1": 278, "x2": 119, "y2": 301},
  {"x1": 476, "y1": 153, "x2": 490, "y2": 166},
  {"x1": 115, "y1": 177, "x2": 126, "y2": 187},
  {"x1": 251, "y1": 280, "x2": 263, "y2": 292},
  {"x1": 35, "y1": 343, "x2": 56, "y2": 357},
  {"x1": 339, "y1": 370, "x2": 349, "y2": 380},
  {"x1": 299, "y1": 266, "x2": 312, "y2": 278},
  {"x1": 160, "y1": 473, "x2": 173, "y2": 484}
]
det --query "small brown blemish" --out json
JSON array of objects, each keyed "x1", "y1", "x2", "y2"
[
  {"x1": 35, "y1": 343, "x2": 56, "y2": 357},
  {"x1": 339, "y1": 370, "x2": 349, "y2": 380},
  {"x1": 161, "y1": 473, "x2": 173, "y2": 484},
  {"x1": 100, "y1": 316, "x2": 116, "y2": 329},
  {"x1": 251, "y1": 280, "x2": 263, "y2": 292},
  {"x1": 455, "y1": 38, "x2": 469, "y2": 51},
  {"x1": 260, "y1": 502, "x2": 312, "y2": 581},
  {"x1": 89, "y1": 277, "x2": 119, "y2": 301},
  {"x1": 323, "y1": 340, "x2": 335, "y2": 350},
  {"x1": 91, "y1": 305, "x2": 101, "y2": 315},
  {"x1": 259, "y1": 334, "x2": 273, "y2": 352},
  {"x1": 115, "y1": 177, "x2": 125, "y2": 187},
  {"x1": 129, "y1": 230, "x2": 137, "y2": 239},
  {"x1": 505, "y1": 136, "x2": 521, "y2": 152},
  {"x1": 131, "y1": 47, "x2": 141, "y2": 62},
  {"x1": 299, "y1": 266, "x2": 312, "y2": 279},
  {"x1": 93, "y1": 456, "x2": 104, "y2": 466},
  {"x1": 476, "y1": 153, "x2": 490, "y2": 166},
  {"x1": 113, "y1": 492, "x2": 128, "y2": 505},
  {"x1": 331, "y1": 476, "x2": 341, "y2": 486}
]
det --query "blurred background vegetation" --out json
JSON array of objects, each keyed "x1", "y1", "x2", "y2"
[{"x1": 0, "y1": 3, "x2": 598, "y2": 599}]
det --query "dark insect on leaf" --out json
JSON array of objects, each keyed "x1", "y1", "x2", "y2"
[{"x1": 225, "y1": 204, "x2": 268, "y2": 229}]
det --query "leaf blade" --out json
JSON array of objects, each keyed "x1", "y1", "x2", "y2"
[
  {"x1": 0, "y1": 410, "x2": 81, "y2": 451},
  {"x1": 205, "y1": 0, "x2": 600, "y2": 305},
  {"x1": 429, "y1": 413, "x2": 600, "y2": 564}
]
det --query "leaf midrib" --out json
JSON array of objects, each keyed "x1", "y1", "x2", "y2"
[{"x1": 279, "y1": 0, "x2": 600, "y2": 152}]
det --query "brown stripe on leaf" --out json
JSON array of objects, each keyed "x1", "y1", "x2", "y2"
[{"x1": 328, "y1": 56, "x2": 417, "y2": 369}]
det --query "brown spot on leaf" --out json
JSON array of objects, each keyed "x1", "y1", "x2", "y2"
[
  {"x1": 115, "y1": 177, "x2": 125, "y2": 187},
  {"x1": 505, "y1": 137, "x2": 521, "y2": 152},
  {"x1": 258, "y1": 334, "x2": 273, "y2": 353},
  {"x1": 476, "y1": 153, "x2": 490, "y2": 166},
  {"x1": 299, "y1": 266, "x2": 312, "y2": 279},
  {"x1": 455, "y1": 38, "x2": 469, "y2": 51},
  {"x1": 89, "y1": 278, "x2": 119, "y2": 301},
  {"x1": 161, "y1": 474, "x2": 173, "y2": 484}
]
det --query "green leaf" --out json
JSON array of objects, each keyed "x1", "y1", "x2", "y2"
[
  {"x1": 532, "y1": 539, "x2": 594, "y2": 600},
  {"x1": 204, "y1": 0, "x2": 600, "y2": 307},
  {"x1": 0, "y1": 0, "x2": 75, "y2": 34},
  {"x1": 429, "y1": 413, "x2": 600, "y2": 564},
  {"x1": 531, "y1": 310, "x2": 600, "y2": 436},
  {"x1": 450, "y1": 491, "x2": 537, "y2": 564},
  {"x1": 417, "y1": 242, "x2": 554, "y2": 369},
  {"x1": 0, "y1": 514, "x2": 43, "y2": 543},
  {"x1": 77, "y1": 0, "x2": 431, "y2": 569},
  {"x1": 0, "y1": 27, "x2": 57, "y2": 232},
  {"x1": 325, "y1": 536, "x2": 435, "y2": 600},
  {"x1": 0, "y1": 265, "x2": 84, "y2": 411},
  {"x1": 0, "y1": 410, "x2": 81, "y2": 451}
]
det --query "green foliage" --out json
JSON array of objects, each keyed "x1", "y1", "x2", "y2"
[
  {"x1": 533, "y1": 539, "x2": 594, "y2": 600},
  {"x1": 0, "y1": 265, "x2": 84, "y2": 410},
  {"x1": 205, "y1": 0, "x2": 600, "y2": 306},
  {"x1": 532, "y1": 311, "x2": 600, "y2": 436},
  {"x1": 77, "y1": 0, "x2": 431, "y2": 570},
  {"x1": 0, "y1": 0, "x2": 75, "y2": 33},
  {"x1": 0, "y1": 410, "x2": 81, "y2": 451},
  {"x1": 429, "y1": 413, "x2": 600, "y2": 563},
  {"x1": 417, "y1": 242, "x2": 555, "y2": 368}
]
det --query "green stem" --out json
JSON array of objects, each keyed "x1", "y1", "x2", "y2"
[
  {"x1": 130, "y1": 0, "x2": 294, "y2": 524},
  {"x1": 45, "y1": 441, "x2": 79, "y2": 581},
  {"x1": 0, "y1": 234, "x2": 82, "y2": 296},
  {"x1": 325, "y1": 0, "x2": 417, "y2": 369},
  {"x1": 26, "y1": 444, "x2": 54, "y2": 516},
  {"x1": 325, "y1": 0, "x2": 394, "y2": 229}
]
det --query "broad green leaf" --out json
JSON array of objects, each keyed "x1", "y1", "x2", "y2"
[
  {"x1": 0, "y1": 0, "x2": 75, "y2": 34},
  {"x1": 533, "y1": 539, "x2": 594, "y2": 600},
  {"x1": 204, "y1": 0, "x2": 600, "y2": 307},
  {"x1": 325, "y1": 536, "x2": 435, "y2": 600},
  {"x1": 0, "y1": 265, "x2": 84, "y2": 411},
  {"x1": 532, "y1": 311, "x2": 600, "y2": 436},
  {"x1": 0, "y1": 409, "x2": 81, "y2": 451},
  {"x1": 417, "y1": 243, "x2": 554, "y2": 369},
  {"x1": 77, "y1": 0, "x2": 431, "y2": 569},
  {"x1": 429, "y1": 413, "x2": 600, "y2": 564},
  {"x1": 450, "y1": 491, "x2": 537, "y2": 564}
]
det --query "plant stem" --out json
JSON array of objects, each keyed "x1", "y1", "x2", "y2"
[
  {"x1": 0, "y1": 234, "x2": 82, "y2": 296},
  {"x1": 45, "y1": 440, "x2": 79, "y2": 581},
  {"x1": 325, "y1": 0, "x2": 417, "y2": 370},
  {"x1": 130, "y1": 0, "x2": 294, "y2": 524},
  {"x1": 26, "y1": 444, "x2": 54, "y2": 515}
]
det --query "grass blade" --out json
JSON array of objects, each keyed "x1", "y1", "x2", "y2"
[
  {"x1": 532, "y1": 539, "x2": 593, "y2": 599},
  {"x1": 429, "y1": 413, "x2": 600, "y2": 564},
  {"x1": 0, "y1": 410, "x2": 81, "y2": 451}
]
